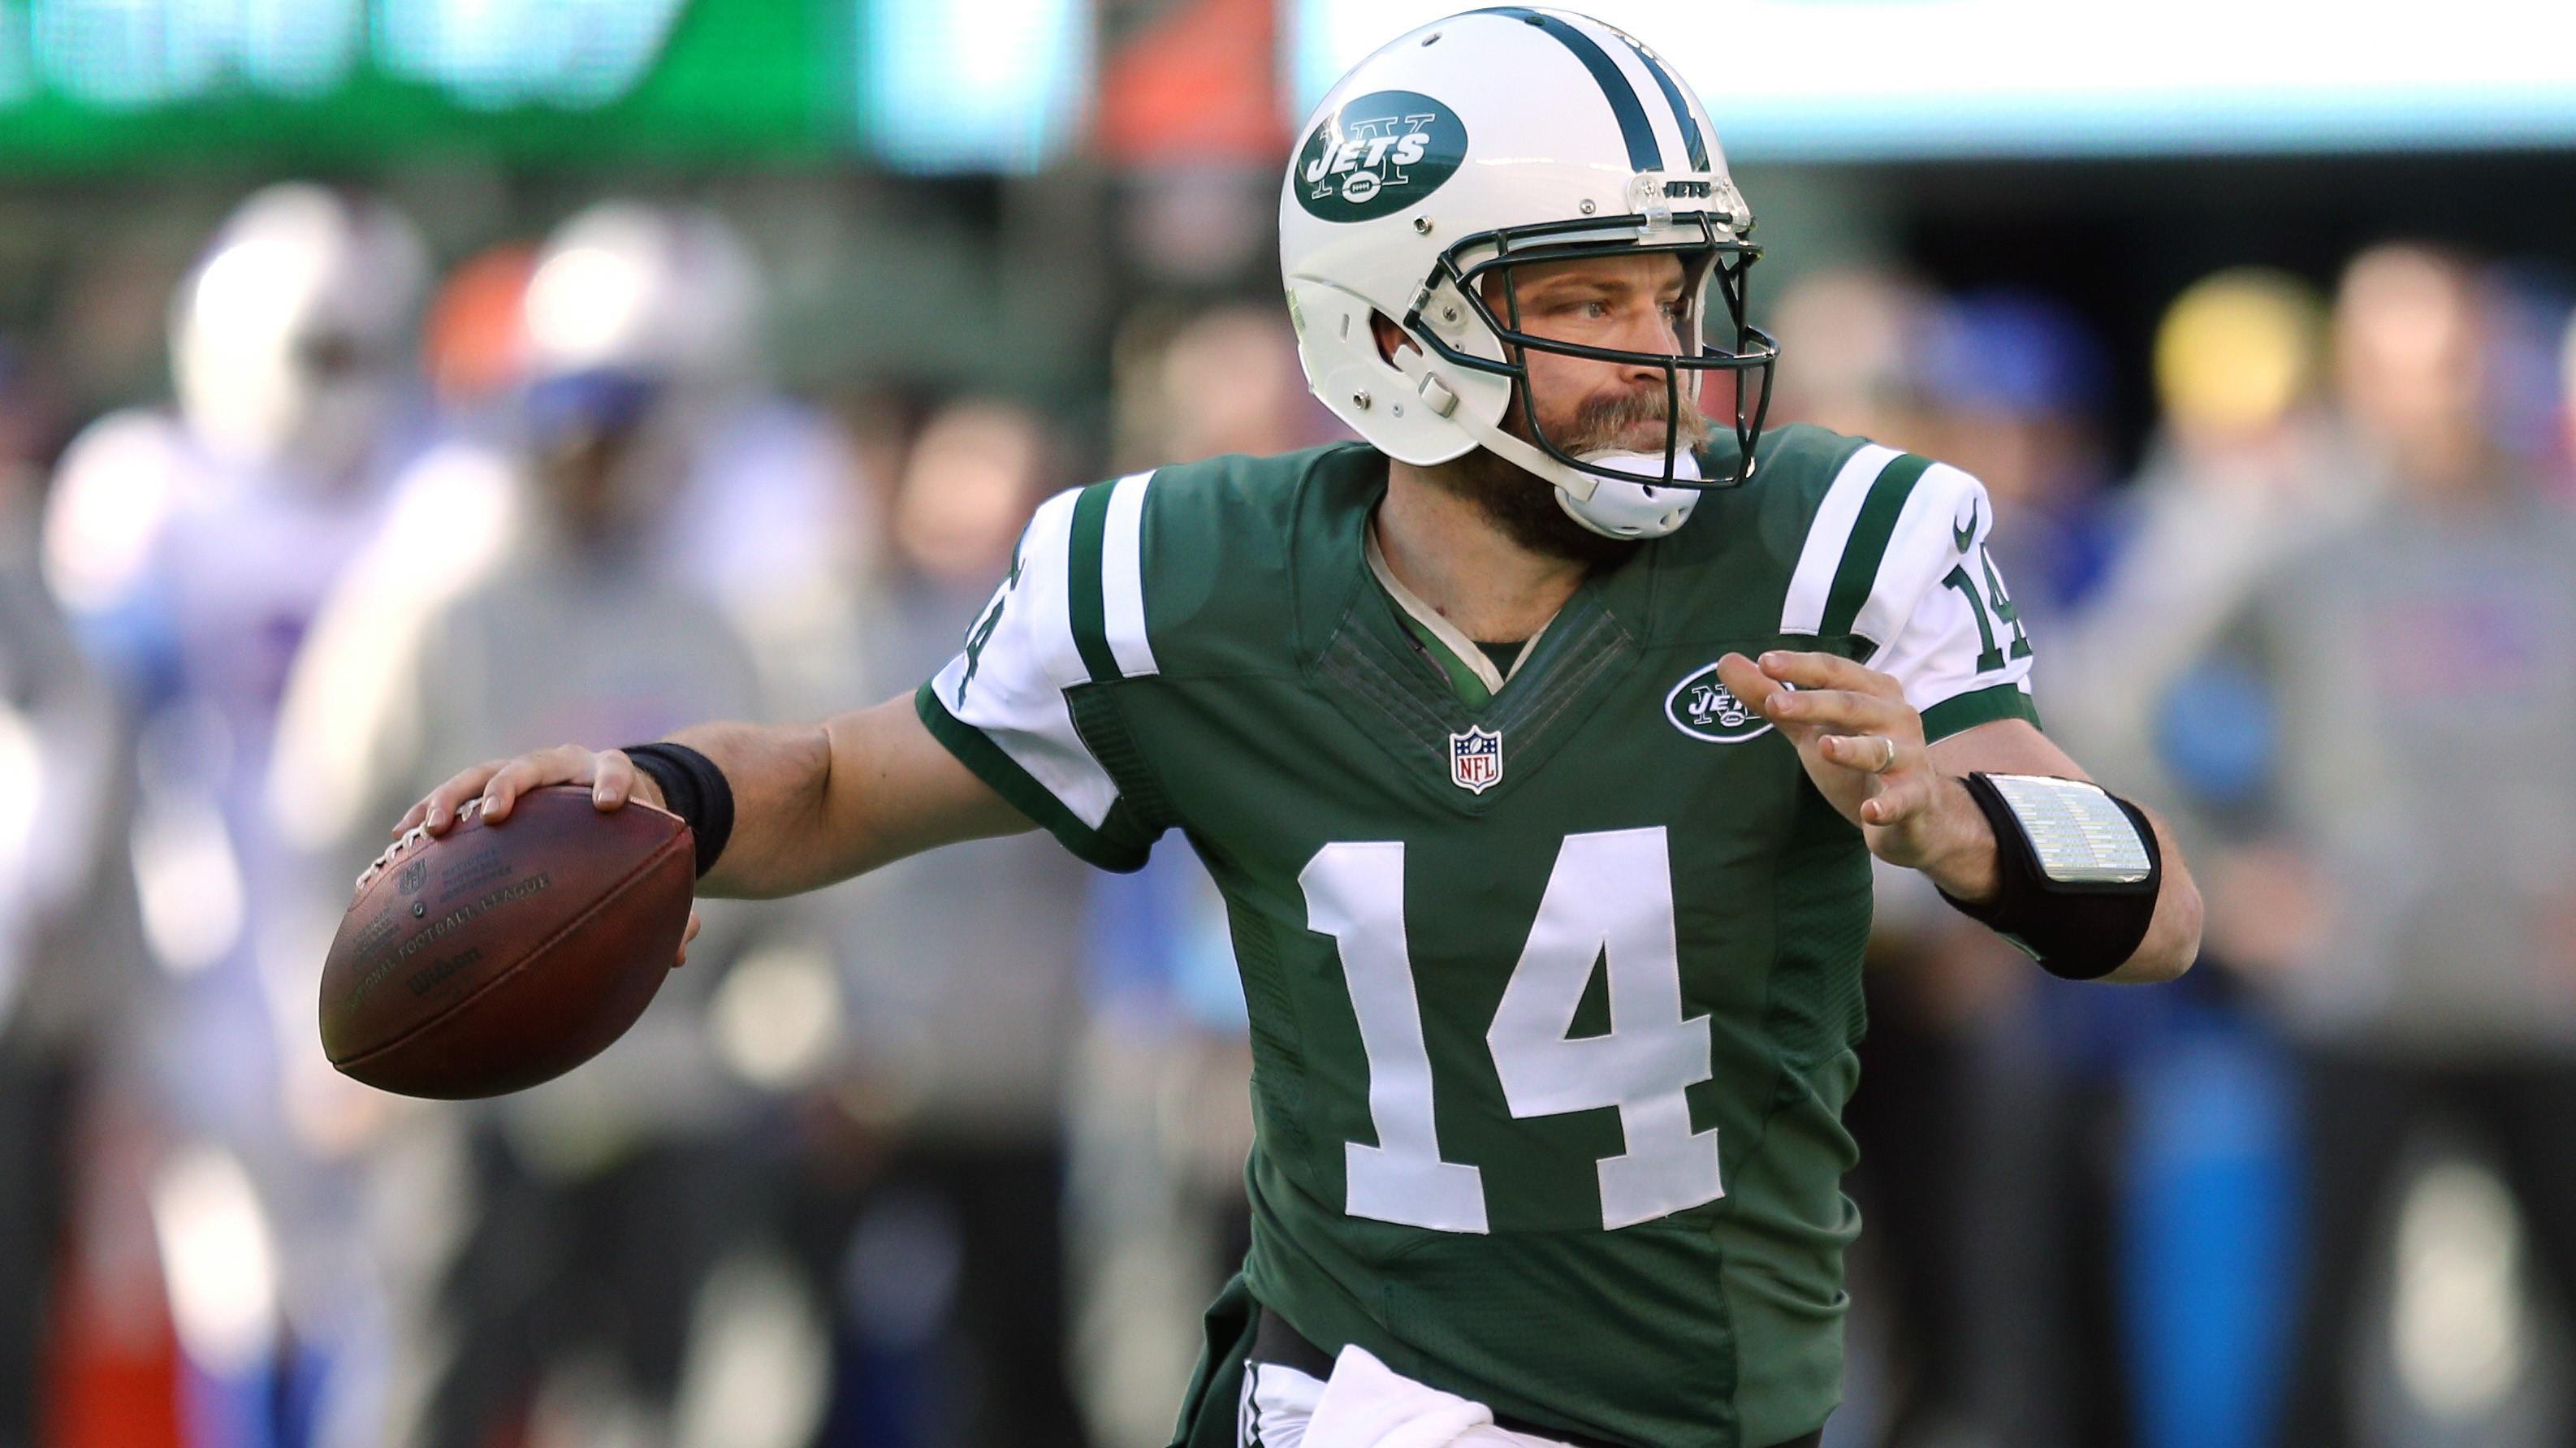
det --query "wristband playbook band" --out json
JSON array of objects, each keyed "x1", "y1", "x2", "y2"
[
  {"x1": 1936, "y1": 772, "x2": 2160, "y2": 980},
  {"x1": 620, "y1": 741, "x2": 734, "y2": 879}
]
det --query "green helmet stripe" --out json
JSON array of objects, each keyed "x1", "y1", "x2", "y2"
[
  {"x1": 1619, "y1": 36, "x2": 1712, "y2": 174},
  {"x1": 1476, "y1": 8, "x2": 1663, "y2": 173}
]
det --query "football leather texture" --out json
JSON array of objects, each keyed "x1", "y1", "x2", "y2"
[{"x1": 320, "y1": 785, "x2": 694, "y2": 1100}]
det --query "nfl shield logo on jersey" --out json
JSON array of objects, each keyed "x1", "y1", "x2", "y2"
[{"x1": 1450, "y1": 727, "x2": 1503, "y2": 794}]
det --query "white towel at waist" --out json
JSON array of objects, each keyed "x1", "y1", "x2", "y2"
[{"x1": 1245, "y1": 1344, "x2": 1579, "y2": 1448}]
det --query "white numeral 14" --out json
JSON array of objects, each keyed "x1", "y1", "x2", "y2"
[{"x1": 1299, "y1": 828, "x2": 1722, "y2": 1234}]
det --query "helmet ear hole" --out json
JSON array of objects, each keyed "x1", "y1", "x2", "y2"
[{"x1": 1369, "y1": 310, "x2": 1417, "y2": 365}]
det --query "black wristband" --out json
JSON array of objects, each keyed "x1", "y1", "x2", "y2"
[
  {"x1": 1936, "y1": 772, "x2": 2161, "y2": 981},
  {"x1": 620, "y1": 741, "x2": 733, "y2": 879}
]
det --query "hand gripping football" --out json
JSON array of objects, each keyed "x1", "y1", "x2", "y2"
[{"x1": 319, "y1": 785, "x2": 694, "y2": 1099}]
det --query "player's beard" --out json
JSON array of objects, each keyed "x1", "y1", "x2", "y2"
[{"x1": 1424, "y1": 384, "x2": 1713, "y2": 568}]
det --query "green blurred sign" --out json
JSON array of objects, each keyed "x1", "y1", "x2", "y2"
[{"x1": 0, "y1": 0, "x2": 846, "y2": 169}]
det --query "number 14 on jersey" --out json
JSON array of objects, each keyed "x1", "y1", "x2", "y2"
[{"x1": 1300, "y1": 828, "x2": 1724, "y2": 1234}]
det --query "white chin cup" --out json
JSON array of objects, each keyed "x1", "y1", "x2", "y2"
[{"x1": 1554, "y1": 448, "x2": 1702, "y2": 540}]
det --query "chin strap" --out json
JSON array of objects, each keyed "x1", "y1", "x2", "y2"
[
  {"x1": 1553, "y1": 447, "x2": 1703, "y2": 539},
  {"x1": 1388, "y1": 344, "x2": 1705, "y2": 539},
  {"x1": 1462, "y1": 406, "x2": 1702, "y2": 539}
]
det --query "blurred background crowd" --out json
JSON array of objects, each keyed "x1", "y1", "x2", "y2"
[{"x1": 5, "y1": 2, "x2": 2576, "y2": 1447}]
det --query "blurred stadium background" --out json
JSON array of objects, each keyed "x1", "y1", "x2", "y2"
[{"x1": 6, "y1": 2, "x2": 2576, "y2": 1446}]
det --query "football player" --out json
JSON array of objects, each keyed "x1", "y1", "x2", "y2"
[{"x1": 394, "y1": 10, "x2": 2202, "y2": 1446}]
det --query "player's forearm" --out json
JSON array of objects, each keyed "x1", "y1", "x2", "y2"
[
  {"x1": 663, "y1": 693, "x2": 1035, "y2": 900},
  {"x1": 657, "y1": 719, "x2": 841, "y2": 901}
]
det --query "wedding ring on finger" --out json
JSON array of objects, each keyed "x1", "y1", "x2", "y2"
[{"x1": 1874, "y1": 736, "x2": 1898, "y2": 772}]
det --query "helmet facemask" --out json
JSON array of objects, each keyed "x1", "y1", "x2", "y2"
[{"x1": 1395, "y1": 209, "x2": 1779, "y2": 536}]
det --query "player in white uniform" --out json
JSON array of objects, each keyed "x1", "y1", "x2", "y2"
[{"x1": 40, "y1": 181, "x2": 435, "y2": 1446}]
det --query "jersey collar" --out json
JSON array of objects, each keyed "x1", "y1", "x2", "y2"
[{"x1": 1363, "y1": 520, "x2": 1550, "y2": 704}]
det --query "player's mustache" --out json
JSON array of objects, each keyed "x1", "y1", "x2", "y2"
[{"x1": 1557, "y1": 389, "x2": 1714, "y2": 452}]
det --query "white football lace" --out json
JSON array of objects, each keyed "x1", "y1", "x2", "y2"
[{"x1": 354, "y1": 796, "x2": 485, "y2": 894}]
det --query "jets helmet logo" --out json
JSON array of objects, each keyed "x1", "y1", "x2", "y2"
[
  {"x1": 1450, "y1": 726, "x2": 1503, "y2": 793},
  {"x1": 1664, "y1": 663, "x2": 1774, "y2": 743},
  {"x1": 1294, "y1": 89, "x2": 1467, "y2": 223}
]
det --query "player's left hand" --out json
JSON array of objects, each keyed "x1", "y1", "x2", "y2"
[{"x1": 1716, "y1": 650, "x2": 1974, "y2": 874}]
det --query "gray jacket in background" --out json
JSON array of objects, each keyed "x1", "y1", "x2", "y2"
[{"x1": 2225, "y1": 486, "x2": 2576, "y2": 1056}]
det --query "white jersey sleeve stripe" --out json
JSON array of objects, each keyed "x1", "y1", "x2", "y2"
[
  {"x1": 1101, "y1": 469, "x2": 1160, "y2": 679},
  {"x1": 1852, "y1": 461, "x2": 1985, "y2": 655},
  {"x1": 1018, "y1": 488, "x2": 1091, "y2": 692},
  {"x1": 1780, "y1": 443, "x2": 1900, "y2": 636},
  {"x1": 927, "y1": 486, "x2": 1121, "y2": 831},
  {"x1": 1852, "y1": 460, "x2": 2040, "y2": 739}
]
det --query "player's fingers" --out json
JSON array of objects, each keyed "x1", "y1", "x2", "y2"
[
  {"x1": 473, "y1": 760, "x2": 532, "y2": 824},
  {"x1": 1715, "y1": 652, "x2": 1784, "y2": 715},
  {"x1": 1821, "y1": 733, "x2": 1901, "y2": 775},
  {"x1": 1757, "y1": 649, "x2": 1900, "y2": 698},
  {"x1": 412, "y1": 760, "x2": 508, "y2": 836},
  {"x1": 676, "y1": 908, "x2": 701, "y2": 969},
  {"x1": 1861, "y1": 771, "x2": 1936, "y2": 828},
  {"x1": 479, "y1": 745, "x2": 597, "y2": 824},
  {"x1": 591, "y1": 749, "x2": 636, "y2": 810},
  {"x1": 1761, "y1": 688, "x2": 1893, "y2": 732}
]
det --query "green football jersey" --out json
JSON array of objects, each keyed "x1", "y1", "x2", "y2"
[{"x1": 916, "y1": 426, "x2": 2037, "y2": 1448}]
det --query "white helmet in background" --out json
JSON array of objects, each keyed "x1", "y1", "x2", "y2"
[
  {"x1": 1278, "y1": 6, "x2": 1778, "y2": 539},
  {"x1": 171, "y1": 183, "x2": 430, "y2": 480},
  {"x1": 515, "y1": 201, "x2": 767, "y2": 536},
  {"x1": 521, "y1": 200, "x2": 762, "y2": 391}
]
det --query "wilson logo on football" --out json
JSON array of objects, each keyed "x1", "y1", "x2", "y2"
[
  {"x1": 1294, "y1": 89, "x2": 1467, "y2": 223},
  {"x1": 1664, "y1": 663, "x2": 1773, "y2": 744}
]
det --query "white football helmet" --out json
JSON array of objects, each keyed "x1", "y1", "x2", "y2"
[
  {"x1": 171, "y1": 183, "x2": 429, "y2": 481},
  {"x1": 521, "y1": 200, "x2": 763, "y2": 391},
  {"x1": 1278, "y1": 7, "x2": 1778, "y2": 539}
]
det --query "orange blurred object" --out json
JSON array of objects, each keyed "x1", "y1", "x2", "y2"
[
  {"x1": 43, "y1": 1284, "x2": 184, "y2": 1448},
  {"x1": 1096, "y1": 0, "x2": 1288, "y2": 165},
  {"x1": 424, "y1": 243, "x2": 539, "y2": 408},
  {"x1": 42, "y1": 1106, "x2": 184, "y2": 1448}
]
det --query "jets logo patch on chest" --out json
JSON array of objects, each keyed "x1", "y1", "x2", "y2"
[{"x1": 1665, "y1": 662, "x2": 1774, "y2": 743}]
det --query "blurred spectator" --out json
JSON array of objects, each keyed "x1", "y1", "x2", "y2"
[
  {"x1": 278, "y1": 205, "x2": 869, "y2": 845},
  {"x1": 274, "y1": 201, "x2": 871, "y2": 857},
  {"x1": 1918, "y1": 289, "x2": 2120, "y2": 612},
  {"x1": 279, "y1": 287, "x2": 793, "y2": 1445},
  {"x1": 2474, "y1": 263, "x2": 2576, "y2": 476},
  {"x1": 37, "y1": 181, "x2": 435, "y2": 1447},
  {"x1": 793, "y1": 397, "x2": 1092, "y2": 1448},
  {"x1": 2051, "y1": 267, "x2": 2346, "y2": 833},
  {"x1": 1110, "y1": 300, "x2": 1335, "y2": 468},
  {"x1": 1761, "y1": 265, "x2": 1945, "y2": 454},
  {"x1": 2047, "y1": 269, "x2": 2341, "y2": 1448},
  {"x1": 523, "y1": 201, "x2": 873, "y2": 720},
  {"x1": 2187, "y1": 244, "x2": 2576, "y2": 1447}
]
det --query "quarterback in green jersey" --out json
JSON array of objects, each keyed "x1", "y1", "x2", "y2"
[{"x1": 397, "y1": 8, "x2": 2202, "y2": 1446}]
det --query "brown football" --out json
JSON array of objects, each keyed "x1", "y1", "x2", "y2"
[{"x1": 319, "y1": 785, "x2": 694, "y2": 1100}]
